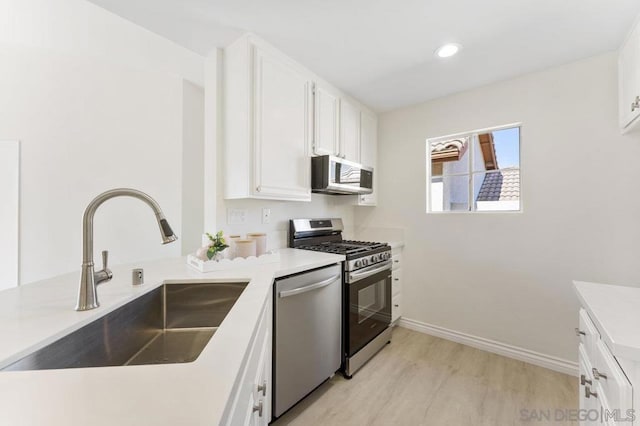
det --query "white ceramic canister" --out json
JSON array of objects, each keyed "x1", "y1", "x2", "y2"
[
  {"x1": 226, "y1": 234, "x2": 242, "y2": 259},
  {"x1": 247, "y1": 233, "x2": 267, "y2": 256},
  {"x1": 234, "y1": 239, "x2": 257, "y2": 258}
]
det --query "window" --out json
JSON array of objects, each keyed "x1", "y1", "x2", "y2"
[{"x1": 427, "y1": 124, "x2": 521, "y2": 213}]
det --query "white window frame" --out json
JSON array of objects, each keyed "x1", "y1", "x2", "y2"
[{"x1": 426, "y1": 122, "x2": 522, "y2": 214}]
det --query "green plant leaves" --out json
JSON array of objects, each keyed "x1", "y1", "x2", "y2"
[{"x1": 205, "y1": 230, "x2": 229, "y2": 260}]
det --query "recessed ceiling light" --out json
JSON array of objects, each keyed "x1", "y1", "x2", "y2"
[{"x1": 435, "y1": 43, "x2": 462, "y2": 58}]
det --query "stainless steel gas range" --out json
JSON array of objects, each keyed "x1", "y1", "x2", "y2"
[{"x1": 289, "y1": 218, "x2": 392, "y2": 378}]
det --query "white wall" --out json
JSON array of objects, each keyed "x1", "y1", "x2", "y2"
[
  {"x1": 181, "y1": 81, "x2": 205, "y2": 254},
  {"x1": 215, "y1": 196, "x2": 357, "y2": 252},
  {"x1": 0, "y1": 0, "x2": 205, "y2": 284},
  {"x1": 356, "y1": 52, "x2": 640, "y2": 363},
  {"x1": 0, "y1": 0, "x2": 203, "y2": 86}
]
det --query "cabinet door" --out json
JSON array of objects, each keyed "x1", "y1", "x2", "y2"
[
  {"x1": 253, "y1": 328, "x2": 271, "y2": 426},
  {"x1": 391, "y1": 267, "x2": 402, "y2": 297},
  {"x1": 592, "y1": 340, "x2": 632, "y2": 420},
  {"x1": 313, "y1": 84, "x2": 340, "y2": 156},
  {"x1": 619, "y1": 24, "x2": 640, "y2": 130},
  {"x1": 358, "y1": 111, "x2": 377, "y2": 206},
  {"x1": 253, "y1": 45, "x2": 312, "y2": 201},
  {"x1": 392, "y1": 293, "x2": 402, "y2": 324},
  {"x1": 339, "y1": 98, "x2": 361, "y2": 162}
]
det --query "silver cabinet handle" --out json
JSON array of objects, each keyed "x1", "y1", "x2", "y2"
[
  {"x1": 257, "y1": 380, "x2": 267, "y2": 397},
  {"x1": 394, "y1": 260, "x2": 400, "y2": 263},
  {"x1": 580, "y1": 374, "x2": 592, "y2": 386},
  {"x1": 279, "y1": 274, "x2": 340, "y2": 298},
  {"x1": 394, "y1": 278, "x2": 399, "y2": 281},
  {"x1": 633, "y1": 96, "x2": 640, "y2": 112},
  {"x1": 253, "y1": 400, "x2": 263, "y2": 417},
  {"x1": 575, "y1": 328, "x2": 586, "y2": 336},
  {"x1": 592, "y1": 368, "x2": 607, "y2": 380},
  {"x1": 256, "y1": 185, "x2": 262, "y2": 192},
  {"x1": 584, "y1": 386, "x2": 598, "y2": 399},
  {"x1": 394, "y1": 304, "x2": 399, "y2": 308}
]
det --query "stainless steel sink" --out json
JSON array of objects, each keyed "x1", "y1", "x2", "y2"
[{"x1": 2, "y1": 282, "x2": 248, "y2": 371}]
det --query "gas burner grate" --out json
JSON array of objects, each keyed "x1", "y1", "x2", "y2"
[{"x1": 297, "y1": 240, "x2": 387, "y2": 256}]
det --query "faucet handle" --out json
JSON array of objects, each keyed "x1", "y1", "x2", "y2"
[
  {"x1": 94, "y1": 250, "x2": 113, "y2": 286},
  {"x1": 102, "y1": 250, "x2": 109, "y2": 270}
]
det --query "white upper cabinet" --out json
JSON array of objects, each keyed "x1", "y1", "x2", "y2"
[
  {"x1": 358, "y1": 111, "x2": 378, "y2": 206},
  {"x1": 619, "y1": 19, "x2": 640, "y2": 133},
  {"x1": 312, "y1": 83, "x2": 340, "y2": 156},
  {"x1": 224, "y1": 35, "x2": 312, "y2": 201},
  {"x1": 223, "y1": 34, "x2": 376, "y2": 200},
  {"x1": 253, "y1": 45, "x2": 312, "y2": 200},
  {"x1": 339, "y1": 98, "x2": 361, "y2": 163}
]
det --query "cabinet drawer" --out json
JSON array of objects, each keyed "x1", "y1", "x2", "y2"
[
  {"x1": 391, "y1": 293, "x2": 402, "y2": 323},
  {"x1": 578, "y1": 309, "x2": 600, "y2": 357},
  {"x1": 392, "y1": 268, "x2": 402, "y2": 296},
  {"x1": 392, "y1": 253, "x2": 402, "y2": 270},
  {"x1": 578, "y1": 344, "x2": 596, "y2": 414},
  {"x1": 592, "y1": 339, "x2": 632, "y2": 418}
]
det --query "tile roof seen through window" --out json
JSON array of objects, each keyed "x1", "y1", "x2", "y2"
[{"x1": 476, "y1": 168, "x2": 520, "y2": 201}]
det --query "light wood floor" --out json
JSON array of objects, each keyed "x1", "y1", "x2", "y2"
[{"x1": 273, "y1": 327, "x2": 577, "y2": 426}]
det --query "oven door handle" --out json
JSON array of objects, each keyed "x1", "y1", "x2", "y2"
[
  {"x1": 279, "y1": 274, "x2": 341, "y2": 298},
  {"x1": 348, "y1": 260, "x2": 392, "y2": 283}
]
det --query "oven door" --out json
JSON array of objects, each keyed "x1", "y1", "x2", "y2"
[{"x1": 345, "y1": 262, "x2": 392, "y2": 357}]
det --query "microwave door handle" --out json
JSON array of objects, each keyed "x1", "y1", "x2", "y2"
[
  {"x1": 279, "y1": 274, "x2": 341, "y2": 298},
  {"x1": 349, "y1": 260, "x2": 392, "y2": 283}
]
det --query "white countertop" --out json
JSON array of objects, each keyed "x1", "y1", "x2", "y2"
[
  {"x1": 0, "y1": 248, "x2": 344, "y2": 426},
  {"x1": 574, "y1": 280, "x2": 640, "y2": 362}
]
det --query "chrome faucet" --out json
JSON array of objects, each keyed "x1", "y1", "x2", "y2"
[{"x1": 76, "y1": 188, "x2": 178, "y2": 311}]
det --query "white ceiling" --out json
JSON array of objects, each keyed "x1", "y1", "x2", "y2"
[{"x1": 87, "y1": 0, "x2": 640, "y2": 111}]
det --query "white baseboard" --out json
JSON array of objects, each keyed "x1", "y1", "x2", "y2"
[{"x1": 398, "y1": 317, "x2": 578, "y2": 377}]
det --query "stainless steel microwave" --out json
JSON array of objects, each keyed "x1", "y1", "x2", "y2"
[{"x1": 311, "y1": 155, "x2": 373, "y2": 195}]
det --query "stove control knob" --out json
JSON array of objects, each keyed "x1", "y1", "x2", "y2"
[
  {"x1": 371, "y1": 255, "x2": 379, "y2": 263},
  {"x1": 384, "y1": 253, "x2": 391, "y2": 260},
  {"x1": 361, "y1": 258, "x2": 369, "y2": 266},
  {"x1": 354, "y1": 260, "x2": 362, "y2": 268}
]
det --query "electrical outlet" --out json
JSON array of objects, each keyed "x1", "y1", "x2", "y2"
[
  {"x1": 262, "y1": 208, "x2": 271, "y2": 224},
  {"x1": 227, "y1": 208, "x2": 248, "y2": 225}
]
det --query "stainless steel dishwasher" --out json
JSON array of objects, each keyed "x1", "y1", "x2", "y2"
[{"x1": 273, "y1": 263, "x2": 342, "y2": 419}]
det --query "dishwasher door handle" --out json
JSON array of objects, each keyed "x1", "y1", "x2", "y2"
[{"x1": 279, "y1": 274, "x2": 341, "y2": 298}]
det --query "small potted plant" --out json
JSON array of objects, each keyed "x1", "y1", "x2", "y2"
[{"x1": 205, "y1": 231, "x2": 229, "y2": 261}]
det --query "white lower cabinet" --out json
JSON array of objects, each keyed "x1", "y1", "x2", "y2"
[
  {"x1": 576, "y1": 308, "x2": 633, "y2": 426},
  {"x1": 391, "y1": 293, "x2": 402, "y2": 324},
  {"x1": 224, "y1": 293, "x2": 272, "y2": 426},
  {"x1": 391, "y1": 247, "x2": 403, "y2": 324}
]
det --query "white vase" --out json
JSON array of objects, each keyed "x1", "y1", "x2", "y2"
[
  {"x1": 234, "y1": 239, "x2": 257, "y2": 258},
  {"x1": 247, "y1": 233, "x2": 267, "y2": 256}
]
